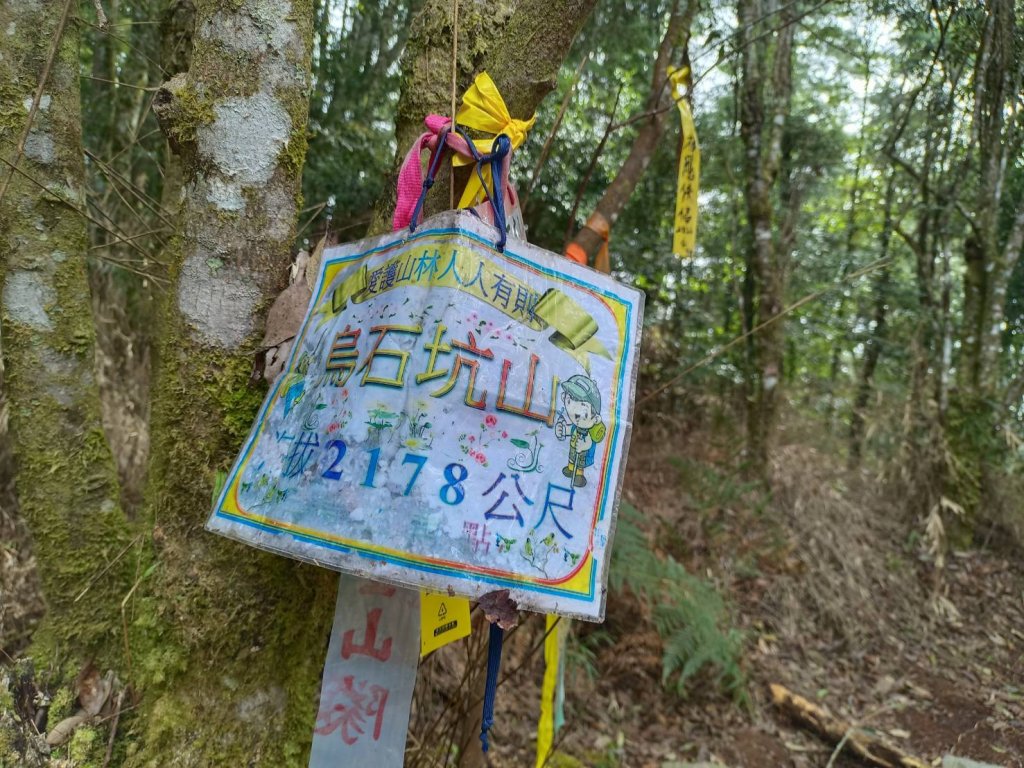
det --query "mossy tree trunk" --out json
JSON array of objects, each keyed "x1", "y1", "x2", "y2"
[
  {"x1": 125, "y1": 0, "x2": 341, "y2": 764},
  {"x1": 0, "y1": 0, "x2": 135, "y2": 665},
  {"x1": 372, "y1": 0, "x2": 599, "y2": 233},
  {"x1": 7, "y1": 0, "x2": 595, "y2": 763},
  {"x1": 952, "y1": 0, "x2": 1024, "y2": 530},
  {"x1": 133, "y1": 0, "x2": 594, "y2": 760},
  {"x1": 736, "y1": 0, "x2": 796, "y2": 481}
]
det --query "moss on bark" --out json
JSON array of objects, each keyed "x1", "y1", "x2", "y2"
[
  {"x1": 371, "y1": 0, "x2": 597, "y2": 233},
  {"x1": 0, "y1": 0, "x2": 135, "y2": 670},
  {"x1": 130, "y1": 1, "x2": 335, "y2": 764}
]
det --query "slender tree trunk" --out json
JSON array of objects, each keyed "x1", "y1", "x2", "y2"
[
  {"x1": 848, "y1": 173, "x2": 896, "y2": 468},
  {"x1": 0, "y1": 0, "x2": 135, "y2": 663},
  {"x1": 567, "y1": 0, "x2": 695, "y2": 267},
  {"x1": 737, "y1": 0, "x2": 796, "y2": 480}
]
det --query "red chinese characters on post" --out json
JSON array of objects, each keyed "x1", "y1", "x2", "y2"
[
  {"x1": 315, "y1": 674, "x2": 390, "y2": 745},
  {"x1": 341, "y1": 608, "x2": 393, "y2": 662},
  {"x1": 312, "y1": 578, "x2": 414, "y2": 756}
]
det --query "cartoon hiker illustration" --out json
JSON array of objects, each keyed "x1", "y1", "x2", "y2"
[{"x1": 554, "y1": 374, "x2": 606, "y2": 487}]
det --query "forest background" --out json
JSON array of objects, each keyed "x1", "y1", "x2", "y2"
[{"x1": 1, "y1": 0, "x2": 1023, "y2": 766}]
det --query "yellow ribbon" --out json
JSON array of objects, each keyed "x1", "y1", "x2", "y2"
[
  {"x1": 454, "y1": 72, "x2": 536, "y2": 209},
  {"x1": 535, "y1": 615, "x2": 562, "y2": 768},
  {"x1": 668, "y1": 65, "x2": 700, "y2": 258}
]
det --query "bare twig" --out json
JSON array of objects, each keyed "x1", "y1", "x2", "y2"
[
  {"x1": 101, "y1": 688, "x2": 126, "y2": 768},
  {"x1": 85, "y1": 148, "x2": 177, "y2": 228},
  {"x1": 92, "y1": 0, "x2": 109, "y2": 29},
  {"x1": 564, "y1": 85, "x2": 623, "y2": 244},
  {"x1": 0, "y1": 156, "x2": 166, "y2": 280},
  {"x1": 74, "y1": 534, "x2": 143, "y2": 603},
  {"x1": 524, "y1": 54, "x2": 590, "y2": 205},
  {"x1": 81, "y1": 75, "x2": 158, "y2": 91}
]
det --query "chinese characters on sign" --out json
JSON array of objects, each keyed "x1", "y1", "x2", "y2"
[
  {"x1": 207, "y1": 210, "x2": 643, "y2": 620},
  {"x1": 310, "y1": 575, "x2": 419, "y2": 764}
]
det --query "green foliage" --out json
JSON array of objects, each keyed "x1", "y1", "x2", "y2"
[
  {"x1": 610, "y1": 503, "x2": 748, "y2": 703},
  {"x1": 670, "y1": 457, "x2": 766, "y2": 515},
  {"x1": 302, "y1": 0, "x2": 421, "y2": 237},
  {"x1": 565, "y1": 626, "x2": 613, "y2": 683}
]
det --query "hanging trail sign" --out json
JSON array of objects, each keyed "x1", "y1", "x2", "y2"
[{"x1": 207, "y1": 210, "x2": 643, "y2": 620}]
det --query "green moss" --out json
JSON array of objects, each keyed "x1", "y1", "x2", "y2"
[
  {"x1": 69, "y1": 725, "x2": 104, "y2": 765},
  {"x1": 166, "y1": 84, "x2": 216, "y2": 147},
  {"x1": 0, "y1": 0, "x2": 135, "y2": 680},
  {"x1": 0, "y1": 686, "x2": 13, "y2": 715},
  {"x1": 48, "y1": 687, "x2": 76, "y2": 724},
  {"x1": 113, "y1": 0, "x2": 337, "y2": 762}
]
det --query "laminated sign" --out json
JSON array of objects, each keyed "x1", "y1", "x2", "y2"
[{"x1": 208, "y1": 210, "x2": 643, "y2": 620}]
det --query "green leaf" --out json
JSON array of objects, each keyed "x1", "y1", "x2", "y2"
[
  {"x1": 211, "y1": 470, "x2": 228, "y2": 506},
  {"x1": 510, "y1": 438, "x2": 530, "y2": 449}
]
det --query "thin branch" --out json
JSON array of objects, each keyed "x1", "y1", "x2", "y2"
[
  {"x1": 89, "y1": 229, "x2": 169, "y2": 250},
  {"x1": 564, "y1": 84, "x2": 623, "y2": 244},
  {"x1": 73, "y1": 17, "x2": 170, "y2": 76},
  {"x1": 92, "y1": 0, "x2": 109, "y2": 29},
  {"x1": 524, "y1": 53, "x2": 590, "y2": 204},
  {"x1": 887, "y1": 150, "x2": 980, "y2": 236},
  {"x1": 0, "y1": 156, "x2": 164, "y2": 276},
  {"x1": 85, "y1": 148, "x2": 176, "y2": 228},
  {"x1": 81, "y1": 74, "x2": 158, "y2": 92}
]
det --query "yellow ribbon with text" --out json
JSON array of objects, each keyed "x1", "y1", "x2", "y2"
[
  {"x1": 668, "y1": 65, "x2": 699, "y2": 258},
  {"x1": 454, "y1": 72, "x2": 536, "y2": 209}
]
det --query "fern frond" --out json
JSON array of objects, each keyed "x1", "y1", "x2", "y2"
[{"x1": 611, "y1": 502, "x2": 747, "y2": 703}]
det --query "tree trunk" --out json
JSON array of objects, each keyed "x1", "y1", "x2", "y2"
[
  {"x1": 952, "y1": 0, "x2": 1023, "y2": 526},
  {"x1": 848, "y1": 174, "x2": 896, "y2": 468},
  {"x1": 133, "y1": 1, "x2": 331, "y2": 763},
  {"x1": 0, "y1": 0, "x2": 135, "y2": 663},
  {"x1": 127, "y1": 0, "x2": 595, "y2": 762},
  {"x1": 371, "y1": 0, "x2": 599, "y2": 233},
  {"x1": 567, "y1": 0, "x2": 695, "y2": 268},
  {"x1": 736, "y1": 0, "x2": 795, "y2": 480}
]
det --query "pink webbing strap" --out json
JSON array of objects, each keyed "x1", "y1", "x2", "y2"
[{"x1": 392, "y1": 115, "x2": 516, "y2": 232}]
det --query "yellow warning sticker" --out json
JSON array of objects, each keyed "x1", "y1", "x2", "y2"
[{"x1": 420, "y1": 590, "x2": 472, "y2": 656}]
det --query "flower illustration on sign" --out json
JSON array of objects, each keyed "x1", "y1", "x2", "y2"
[
  {"x1": 404, "y1": 403, "x2": 434, "y2": 451},
  {"x1": 365, "y1": 404, "x2": 398, "y2": 447}
]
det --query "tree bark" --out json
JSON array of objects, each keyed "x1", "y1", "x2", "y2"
[
  {"x1": 127, "y1": 0, "x2": 596, "y2": 762},
  {"x1": 567, "y1": 0, "x2": 695, "y2": 267},
  {"x1": 953, "y1": 0, "x2": 1023, "y2": 524},
  {"x1": 848, "y1": 173, "x2": 896, "y2": 469},
  {"x1": 737, "y1": 0, "x2": 796, "y2": 480},
  {"x1": 0, "y1": 0, "x2": 135, "y2": 663},
  {"x1": 134, "y1": 1, "x2": 334, "y2": 763},
  {"x1": 371, "y1": 0, "x2": 599, "y2": 233}
]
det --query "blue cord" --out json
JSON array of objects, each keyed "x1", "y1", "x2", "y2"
[
  {"x1": 408, "y1": 126, "x2": 451, "y2": 233},
  {"x1": 454, "y1": 127, "x2": 511, "y2": 251},
  {"x1": 479, "y1": 621, "x2": 504, "y2": 753},
  {"x1": 409, "y1": 127, "x2": 511, "y2": 251}
]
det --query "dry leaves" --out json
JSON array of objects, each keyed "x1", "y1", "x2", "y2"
[{"x1": 45, "y1": 664, "x2": 119, "y2": 747}]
